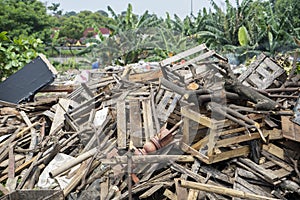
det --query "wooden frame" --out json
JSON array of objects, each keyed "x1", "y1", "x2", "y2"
[{"x1": 180, "y1": 105, "x2": 266, "y2": 164}]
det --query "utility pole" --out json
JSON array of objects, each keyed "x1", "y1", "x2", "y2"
[{"x1": 190, "y1": 0, "x2": 193, "y2": 16}]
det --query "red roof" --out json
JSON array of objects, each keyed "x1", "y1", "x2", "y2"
[{"x1": 83, "y1": 27, "x2": 110, "y2": 37}]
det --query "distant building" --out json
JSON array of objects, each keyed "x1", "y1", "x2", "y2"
[{"x1": 82, "y1": 27, "x2": 110, "y2": 39}]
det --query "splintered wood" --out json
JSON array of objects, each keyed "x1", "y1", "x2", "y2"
[{"x1": 0, "y1": 44, "x2": 299, "y2": 199}]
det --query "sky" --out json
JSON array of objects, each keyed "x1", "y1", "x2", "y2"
[{"x1": 39, "y1": 0, "x2": 234, "y2": 19}]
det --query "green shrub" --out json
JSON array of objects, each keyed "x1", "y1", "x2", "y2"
[{"x1": 0, "y1": 31, "x2": 44, "y2": 80}]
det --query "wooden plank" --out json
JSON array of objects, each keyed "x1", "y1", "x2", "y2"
[
  {"x1": 191, "y1": 124, "x2": 265, "y2": 150},
  {"x1": 182, "y1": 117, "x2": 190, "y2": 144},
  {"x1": 142, "y1": 99, "x2": 155, "y2": 142},
  {"x1": 100, "y1": 177, "x2": 109, "y2": 200},
  {"x1": 179, "y1": 180, "x2": 279, "y2": 200},
  {"x1": 129, "y1": 100, "x2": 143, "y2": 147},
  {"x1": 155, "y1": 88, "x2": 165, "y2": 103},
  {"x1": 238, "y1": 158, "x2": 279, "y2": 183},
  {"x1": 207, "y1": 126, "x2": 218, "y2": 157},
  {"x1": 156, "y1": 90, "x2": 173, "y2": 121},
  {"x1": 272, "y1": 168, "x2": 290, "y2": 179},
  {"x1": 260, "y1": 161, "x2": 277, "y2": 169},
  {"x1": 160, "y1": 44, "x2": 206, "y2": 67},
  {"x1": 129, "y1": 69, "x2": 162, "y2": 82},
  {"x1": 49, "y1": 98, "x2": 70, "y2": 135},
  {"x1": 165, "y1": 93, "x2": 181, "y2": 119},
  {"x1": 210, "y1": 146, "x2": 250, "y2": 164},
  {"x1": 150, "y1": 89, "x2": 160, "y2": 133},
  {"x1": 181, "y1": 106, "x2": 214, "y2": 128},
  {"x1": 164, "y1": 189, "x2": 178, "y2": 200},
  {"x1": 180, "y1": 142, "x2": 210, "y2": 164},
  {"x1": 139, "y1": 184, "x2": 163, "y2": 199},
  {"x1": 19, "y1": 111, "x2": 37, "y2": 161},
  {"x1": 281, "y1": 116, "x2": 300, "y2": 142},
  {"x1": 261, "y1": 151, "x2": 293, "y2": 172},
  {"x1": 187, "y1": 189, "x2": 199, "y2": 200},
  {"x1": 262, "y1": 143, "x2": 285, "y2": 160},
  {"x1": 117, "y1": 101, "x2": 127, "y2": 149},
  {"x1": 200, "y1": 166, "x2": 233, "y2": 184},
  {"x1": 39, "y1": 84, "x2": 74, "y2": 93},
  {"x1": 216, "y1": 132, "x2": 261, "y2": 148},
  {"x1": 175, "y1": 178, "x2": 188, "y2": 200},
  {"x1": 101, "y1": 155, "x2": 194, "y2": 164}
]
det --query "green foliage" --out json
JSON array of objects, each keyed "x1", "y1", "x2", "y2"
[
  {"x1": 0, "y1": 31, "x2": 44, "y2": 80},
  {"x1": 0, "y1": 0, "x2": 52, "y2": 42},
  {"x1": 238, "y1": 26, "x2": 250, "y2": 46}
]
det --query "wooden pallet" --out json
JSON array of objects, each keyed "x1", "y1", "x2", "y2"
[
  {"x1": 117, "y1": 97, "x2": 158, "y2": 149},
  {"x1": 238, "y1": 53, "x2": 286, "y2": 89},
  {"x1": 180, "y1": 105, "x2": 268, "y2": 164},
  {"x1": 154, "y1": 87, "x2": 182, "y2": 123}
]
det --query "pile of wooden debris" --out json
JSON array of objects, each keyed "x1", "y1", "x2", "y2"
[{"x1": 0, "y1": 45, "x2": 299, "y2": 200}]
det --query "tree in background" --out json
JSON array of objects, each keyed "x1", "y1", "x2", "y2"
[{"x1": 0, "y1": 0, "x2": 52, "y2": 42}]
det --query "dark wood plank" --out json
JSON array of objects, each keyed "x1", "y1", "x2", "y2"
[{"x1": 129, "y1": 100, "x2": 143, "y2": 147}]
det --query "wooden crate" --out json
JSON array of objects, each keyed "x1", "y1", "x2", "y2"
[
  {"x1": 238, "y1": 53, "x2": 286, "y2": 89},
  {"x1": 180, "y1": 105, "x2": 267, "y2": 164},
  {"x1": 160, "y1": 43, "x2": 227, "y2": 85}
]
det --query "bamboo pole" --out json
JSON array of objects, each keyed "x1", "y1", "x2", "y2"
[{"x1": 178, "y1": 180, "x2": 279, "y2": 200}]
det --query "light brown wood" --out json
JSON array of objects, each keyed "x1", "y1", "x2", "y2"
[
  {"x1": 139, "y1": 184, "x2": 163, "y2": 199},
  {"x1": 187, "y1": 189, "x2": 199, "y2": 200},
  {"x1": 262, "y1": 143, "x2": 285, "y2": 160},
  {"x1": 211, "y1": 146, "x2": 250, "y2": 164},
  {"x1": 179, "y1": 180, "x2": 279, "y2": 200},
  {"x1": 100, "y1": 176, "x2": 109, "y2": 200},
  {"x1": 164, "y1": 188, "x2": 178, "y2": 200},
  {"x1": 39, "y1": 84, "x2": 74, "y2": 93},
  {"x1": 175, "y1": 178, "x2": 188, "y2": 200},
  {"x1": 238, "y1": 158, "x2": 278, "y2": 184},
  {"x1": 129, "y1": 69, "x2": 162, "y2": 82},
  {"x1": 142, "y1": 99, "x2": 155, "y2": 142},
  {"x1": 181, "y1": 106, "x2": 215, "y2": 128},
  {"x1": 117, "y1": 101, "x2": 127, "y2": 149}
]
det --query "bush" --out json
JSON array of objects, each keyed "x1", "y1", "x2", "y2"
[{"x1": 0, "y1": 31, "x2": 44, "y2": 80}]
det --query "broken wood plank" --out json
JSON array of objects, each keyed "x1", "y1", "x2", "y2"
[
  {"x1": 101, "y1": 155, "x2": 194, "y2": 164},
  {"x1": 175, "y1": 178, "x2": 188, "y2": 200},
  {"x1": 238, "y1": 158, "x2": 279, "y2": 184},
  {"x1": 281, "y1": 116, "x2": 300, "y2": 142},
  {"x1": 142, "y1": 99, "x2": 155, "y2": 143},
  {"x1": 139, "y1": 184, "x2": 163, "y2": 199},
  {"x1": 117, "y1": 101, "x2": 127, "y2": 149},
  {"x1": 164, "y1": 188, "x2": 177, "y2": 200},
  {"x1": 39, "y1": 84, "x2": 74, "y2": 93},
  {"x1": 49, "y1": 98, "x2": 70, "y2": 135},
  {"x1": 129, "y1": 69, "x2": 162, "y2": 82},
  {"x1": 129, "y1": 100, "x2": 143, "y2": 147},
  {"x1": 179, "y1": 180, "x2": 279, "y2": 200}
]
